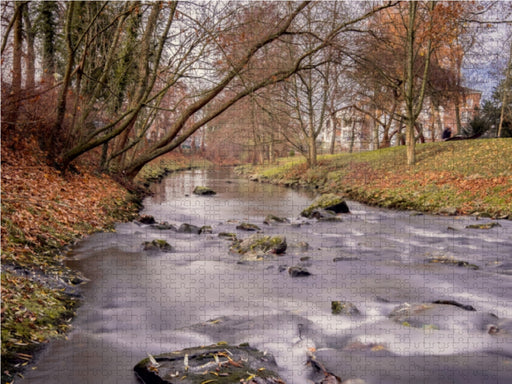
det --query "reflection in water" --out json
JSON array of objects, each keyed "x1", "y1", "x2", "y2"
[
  {"x1": 20, "y1": 169, "x2": 512, "y2": 384},
  {"x1": 145, "y1": 168, "x2": 316, "y2": 224}
]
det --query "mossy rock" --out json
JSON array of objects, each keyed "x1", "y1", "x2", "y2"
[
  {"x1": 466, "y1": 222, "x2": 501, "y2": 230},
  {"x1": 263, "y1": 214, "x2": 289, "y2": 225},
  {"x1": 193, "y1": 186, "x2": 216, "y2": 195},
  {"x1": 288, "y1": 266, "x2": 311, "y2": 277},
  {"x1": 236, "y1": 222, "x2": 261, "y2": 231},
  {"x1": 234, "y1": 234, "x2": 287, "y2": 254},
  {"x1": 331, "y1": 301, "x2": 360, "y2": 316},
  {"x1": 301, "y1": 194, "x2": 349, "y2": 218},
  {"x1": 178, "y1": 223, "x2": 201, "y2": 234},
  {"x1": 426, "y1": 257, "x2": 479, "y2": 270},
  {"x1": 134, "y1": 343, "x2": 284, "y2": 384},
  {"x1": 219, "y1": 232, "x2": 237, "y2": 241},
  {"x1": 152, "y1": 222, "x2": 177, "y2": 231},
  {"x1": 231, "y1": 234, "x2": 287, "y2": 261},
  {"x1": 143, "y1": 239, "x2": 173, "y2": 252},
  {"x1": 200, "y1": 225, "x2": 213, "y2": 234},
  {"x1": 139, "y1": 215, "x2": 156, "y2": 224}
]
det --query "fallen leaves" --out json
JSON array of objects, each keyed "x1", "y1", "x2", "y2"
[{"x1": 1, "y1": 138, "x2": 139, "y2": 378}]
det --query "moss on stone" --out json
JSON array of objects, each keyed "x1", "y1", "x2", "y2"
[{"x1": 301, "y1": 194, "x2": 349, "y2": 218}]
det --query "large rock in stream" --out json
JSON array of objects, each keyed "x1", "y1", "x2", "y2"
[
  {"x1": 193, "y1": 186, "x2": 217, "y2": 195},
  {"x1": 134, "y1": 344, "x2": 284, "y2": 384},
  {"x1": 301, "y1": 194, "x2": 349, "y2": 218},
  {"x1": 388, "y1": 301, "x2": 499, "y2": 332},
  {"x1": 230, "y1": 234, "x2": 287, "y2": 261}
]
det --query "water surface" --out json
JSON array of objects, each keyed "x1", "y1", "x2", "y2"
[{"x1": 21, "y1": 168, "x2": 512, "y2": 384}]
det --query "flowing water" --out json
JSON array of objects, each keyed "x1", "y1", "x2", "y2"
[{"x1": 20, "y1": 168, "x2": 512, "y2": 384}]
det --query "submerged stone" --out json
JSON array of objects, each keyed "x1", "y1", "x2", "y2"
[
  {"x1": 388, "y1": 302, "x2": 493, "y2": 331},
  {"x1": 263, "y1": 214, "x2": 289, "y2": 225},
  {"x1": 152, "y1": 222, "x2": 177, "y2": 231},
  {"x1": 288, "y1": 266, "x2": 311, "y2": 277},
  {"x1": 331, "y1": 301, "x2": 360, "y2": 316},
  {"x1": 301, "y1": 194, "x2": 349, "y2": 218},
  {"x1": 236, "y1": 222, "x2": 261, "y2": 231},
  {"x1": 219, "y1": 232, "x2": 237, "y2": 241},
  {"x1": 143, "y1": 239, "x2": 173, "y2": 252},
  {"x1": 199, "y1": 225, "x2": 213, "y2": 234},
  {"x1": 134, "y1": 343, "x2": 284, "y2": 384},
  {"x1": 139, "y1": 215, "x2": 157, "y2": 224},
  {"x1": 193, "y1": 186, "x2": 216, "y2": 195},
  {"x1": 178, "y1": 223, "x2": 201, "y2": 234},
  {"x1": 426, "y1": 257, "x2": 479, "y2": 270},
  {"x1": 231, "y1": 234, "x2": 287, "y2": 261},
  {"x1": 466, "y1": 222, "x2": 501, "y2": 230}
]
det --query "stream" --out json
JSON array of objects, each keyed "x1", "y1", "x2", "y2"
[{"x1": 20, "y1": 168, "x2": 512, "y2": 384}]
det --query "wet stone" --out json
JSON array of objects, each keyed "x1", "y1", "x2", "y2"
[
  {"x1": 134, "y1": 344, "x2": 284, "y2": 384},
  {"x1": 193, "y1": 186, "x2": 216, "y2": 195},
  {"x1": 301, "y1": 194, "x2": 350, "y2": 218},
  {"x1": 288, "y1": 266, "x2": 311, "y2": 277},
  {"x1": 236, "y1": 222, "x2": 261, "y2": 231},
  {"x1": 466, "y1": 222, "x2": 501, "y2": 230},
  {"x1": 218, "y1": 232, "x2": 237, "y2": 241},
  {"x1": 143, "y1": 239, "x2": 173, "y2": 252},
  {"x1": 231, "y1": 234, "x2": 287, "y2": 261},
  {"x1": 200, "y1": 225, "x2": 213, "y2": 234},
  {"x1": 178, "y1": 223, "x2": 201, "y2": 234},
  {"x1": 331, "y1": 301, "x2": 360, "y2": 316},
  {"x1": 388, "y1": 302, "x2": 494, "y2": 331},
  {"x1": 310, "y1": 209, "x2": 341, "y2": 221},
  {"x1": 426, "y1": 257, "x2": 479, "y2": 270},
  {"x1": 138, "y1": 215, "x2": 156, "y2": 224},
  {"x1": 152, "y1": 222, "x2": 177, "y2": 231},
  {"x1": 263, "y1": 214, "x2": 289, "y2": 225},
  {"x1": 333, "y1": 256, "x2": 358, "y2": 262}
]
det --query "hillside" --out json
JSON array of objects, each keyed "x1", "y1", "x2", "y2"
[{"x1": 236, "y1": 138, "x2": 512, "y2": 218}]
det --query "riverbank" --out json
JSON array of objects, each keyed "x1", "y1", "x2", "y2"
[
  {"x1": 235, "y1": 138, "x2": 512, "y2": 218},
  {"x1": 0, "y1": 140, "x2": 209, "y2": 383}
]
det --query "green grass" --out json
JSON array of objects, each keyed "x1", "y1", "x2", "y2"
[{"x1": 236, "y1": 139, "x2": 512, "y2": 217}]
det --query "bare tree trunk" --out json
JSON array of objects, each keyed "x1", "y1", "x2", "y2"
[
  {"x1": 309, "y1": 135, "x2": 317, "y2": 166},
  {"x1": 329, "y1": 116, "x2": 338, "y2": 154},
  {"x1": 498, "y1": 39, "x2": 512, "y2": 138},
  {"x1": 4, "y1": 2, "x2": 24, "y2": 134},
  {"x1": 51, "y1": 2, "x2": 76, "y2": 153},
  {"x1": 349, "y1": 120, "x2": 356, "y2": 153},
  {"x1": 404, "y1": 1, "x2": 434, "y2": 165},
  {"x1": 269, "y1": 133, "x2": 275, "y2": 163},
  {"x1": 454, "y1": 100, "x2": 462, "y2": 134},
  {"x1": 22, "y1": 4, "x2": 35, "y2": 90}
]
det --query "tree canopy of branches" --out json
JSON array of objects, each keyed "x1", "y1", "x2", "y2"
[{"x1": 1, "y1": 1, "x2": 509, "y2": 175}]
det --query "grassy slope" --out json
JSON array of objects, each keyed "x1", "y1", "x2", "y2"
[{"x1": 237, "y1": 139, "x2": 512, "y2": 217}]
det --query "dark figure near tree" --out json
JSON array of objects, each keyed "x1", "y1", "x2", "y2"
[{"x1": 442, "y1": 127, "x2": 452, "y2": 140}]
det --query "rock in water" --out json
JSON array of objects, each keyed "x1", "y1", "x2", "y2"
[
  {"x1": 231, "y1": 234, "x2": 287, "y2": 258},
  {"x1": 178, "y1": 223, "x2": 201, "y2": 234},
  {"x1": 331, "y1": 301, "x2": 360, "y2": 316},
  {"x1": 288, "y1": 266, "x2": 311, "y2": 277},
  {"x1": 236, "y1": 222, "x2": 261, "y2": 231},
  {"x1": 301, "y1": 194, "x2": 349, "y2": 218},
  {"x1": 143, "y1": 239, "x2": 173, "y2": 252},
  {"x1": 466, "y1": 222, "x2": 501, "y2": 229},
  {"x1": 263, "y1": 214, "x2": 289, "y2": 225},
  {"x1": 134, "y1": 344, "x2": 285, "y2": 384},
  {"x1": 139, "y1": 215, "x2": 156, "y2": 224},
  {"x1": 193, "y1": 186, "x2": 216, "y2": 195}
]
